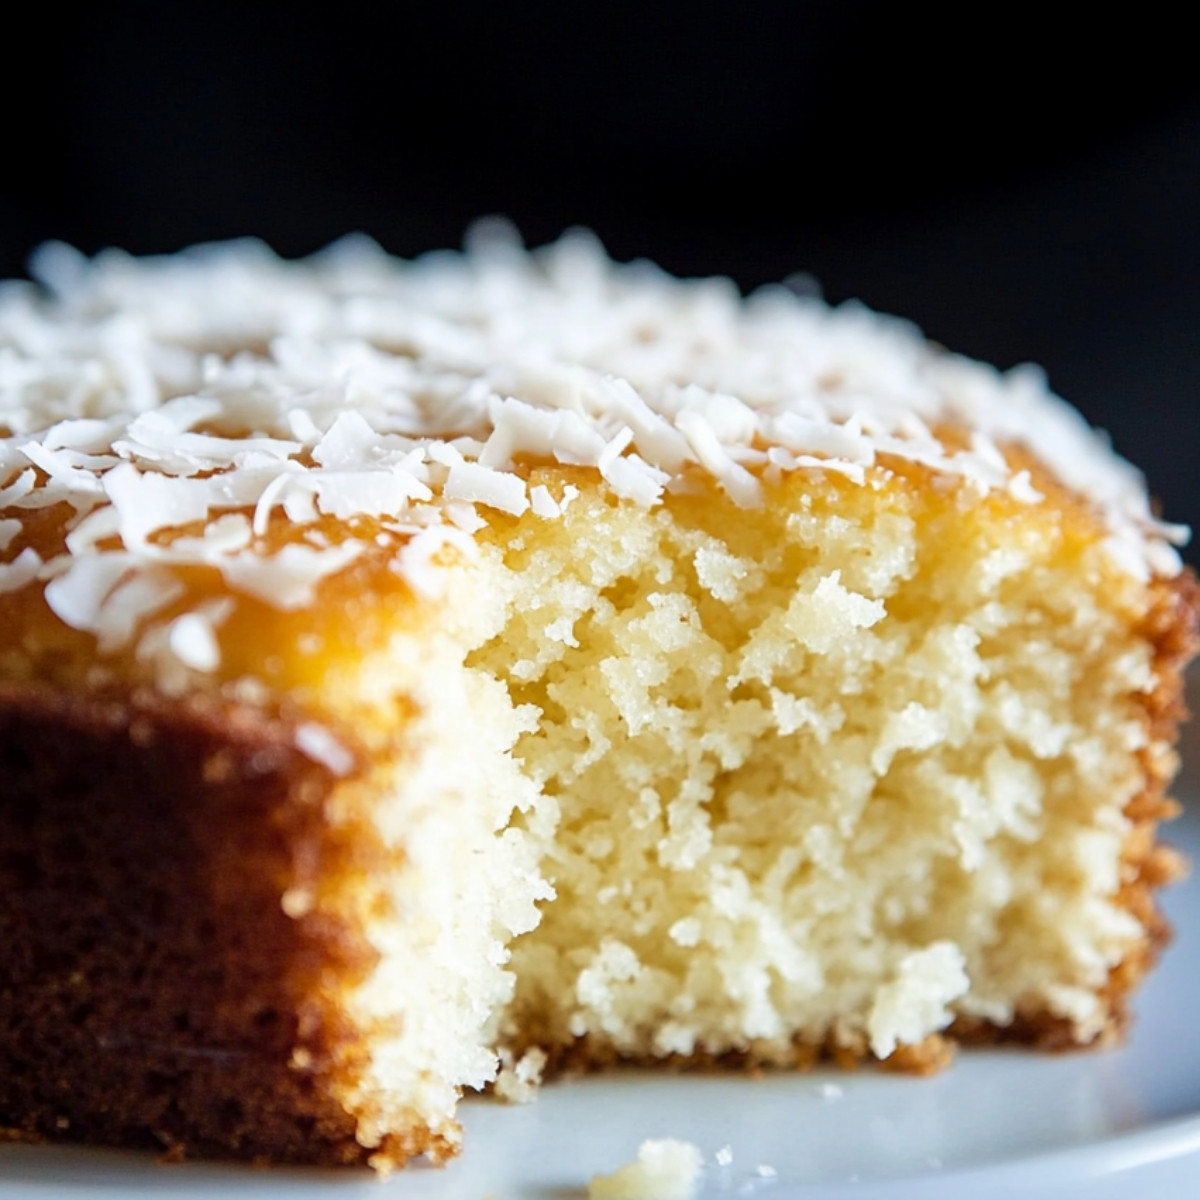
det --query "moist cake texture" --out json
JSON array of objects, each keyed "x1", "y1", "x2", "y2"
[{"x1": 0, "y1": 225, "x2": 1195, "y2": 1168}]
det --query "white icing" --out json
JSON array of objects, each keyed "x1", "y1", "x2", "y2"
[{"x1": 0, "y1": 227, "x2": 1187, "y2": 676}]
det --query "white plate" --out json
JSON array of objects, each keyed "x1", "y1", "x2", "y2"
[{"x1": 4, "y1": 798, "x2": 1200, "y2": 1198}]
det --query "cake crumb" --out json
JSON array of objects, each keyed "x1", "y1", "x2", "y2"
[
  {"x1": 588, "y1": 1138, "x2": 703, "y2": 1200},
  {"x1": 867, "y1": 942, "x2": 969, "y2": 1059},
  {"x1": 493, "y1": 1046, "x2": 547, "y2": 1103}
]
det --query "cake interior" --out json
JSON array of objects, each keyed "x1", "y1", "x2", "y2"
[
  {"x1": 311, "y1": 447, "x2": 1183, "y2": 1142},
  {"x1": 0, "y1": 448, "x2": 1187, "y2": 1165}
]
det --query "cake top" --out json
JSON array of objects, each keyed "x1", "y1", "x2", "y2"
[{"x1": 0, "y1": 222, "x2": 1187, "y2": 671}]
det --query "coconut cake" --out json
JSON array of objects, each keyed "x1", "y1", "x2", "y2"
[{"x1": 0, "y1": 224, "x2": 1195, "y2": 1168}]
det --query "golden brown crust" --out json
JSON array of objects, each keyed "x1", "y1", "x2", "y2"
[
  {"x1": 0, "y1": 683, "x2": 450, "y2": 1166},
  {"x1": 951, "y1": 568, "x2": 1198, "y2": 1055},
  {"x1": 1100, "y1": 568, "x2": 1200, "y2": 1024},
  {"x1": 505, "y1": 1028, "x2": 965, "y2": 1081}
]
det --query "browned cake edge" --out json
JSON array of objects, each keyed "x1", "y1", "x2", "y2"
[{"x1": 0, "y1": 685, "x2": 453, "y2": 1167}]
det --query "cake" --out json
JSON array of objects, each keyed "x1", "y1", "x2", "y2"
[{"x1": 0, "y1": 224, "x2": 1195, "y2": 1169}]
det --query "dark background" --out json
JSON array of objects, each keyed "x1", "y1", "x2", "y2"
[{"x1": 3, "y1": 4, "x2": 1199, "y2": 562}]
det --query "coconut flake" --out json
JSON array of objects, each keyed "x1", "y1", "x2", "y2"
[
  {"x1": 602, "y1": 452, "x2": 671, "y2": 507},
  {"x1": 443, "y1": 499, "x2": 488, "y2": 533},
  {"x1": 0, "y1": 469, "x2": 36, "y2": 508},
  {"x1": 675, "y1": 410, "x2": 763, "y2": 507},
  {"x1": 1007, "y1": 469, "x2": 1044, "y2": 504},
  {"x1": 43, "y1": 553, "x2": 137, "y2": 631},
  {"x1": 295, "y1": 722, "x2": 356, "y2": 776},
  {"x1": 103, "y1": 463, "x2": 217, "y2": 549},
  {"x1": 135, "y1": 598, "x2": 234, "y2": 693},
  {"x1": 480, "y1": 395, "x2": 607, "y2": 469},
  {"x1": 594, "y1": 376, "x2": 691, "y2": 472},
  {"x1": 0, "y1": 546, "x2": 41, "y2": 593},
  {"x1": 444, "y1": 459, "x2": 529, "y2": 516},
  {"x1": 312, "y1": 468, "x2": 432, "y2": 520},
  {"x1": 19, "y1": 441, "x2": 108, "y2": 508},
  {"x1": 529, "y1": 484, "x2": 561, "y2": 518},
  {"x1": 167, "y1": 611, "x2": 223, "y2": 671},
  {"x1": 95, "y1": 569, "x2": 185, "y2": 652},
  {"x1": 156, "y1": 513, "x2": 255, "y2": 565},
  {"x1": 252, "y1": 469, "x2": 312, "y2": 536},
  {"x1": 767, "y1": 410, "x2": 877, "y2": 466},
  {"x1": 220, "y1": 541, "x2": 362, "y2": 609},
  {"x1": 395, "y1": 524, "x2": 476, "y2": 598},
  {"x1": 0, "y1": 518, "x2": 21, "y2": 553},
  {"x1": 42, "y1": 417, "x2": 127, "y2": 453},
  {"x1": 0, "y1": 223, "x2": 1185, "y2": 670}
]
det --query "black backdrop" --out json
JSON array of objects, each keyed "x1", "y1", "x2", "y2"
[{"x1": 3, "y1": 3, "x2": 1199, "y2": 561}]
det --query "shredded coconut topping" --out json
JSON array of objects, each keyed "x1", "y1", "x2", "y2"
[{"x1": 0, "y1": 223, "x2": 1186, "y2": 673}]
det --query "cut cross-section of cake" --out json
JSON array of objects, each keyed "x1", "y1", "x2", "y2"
[{"x1": 0, "y1": 225, "x2": 1195, "y2": 1169}]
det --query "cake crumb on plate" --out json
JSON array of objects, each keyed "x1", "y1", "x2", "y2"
[{"x1": 588, "y1": 1138, "x2": 704, "y2": 1199}]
